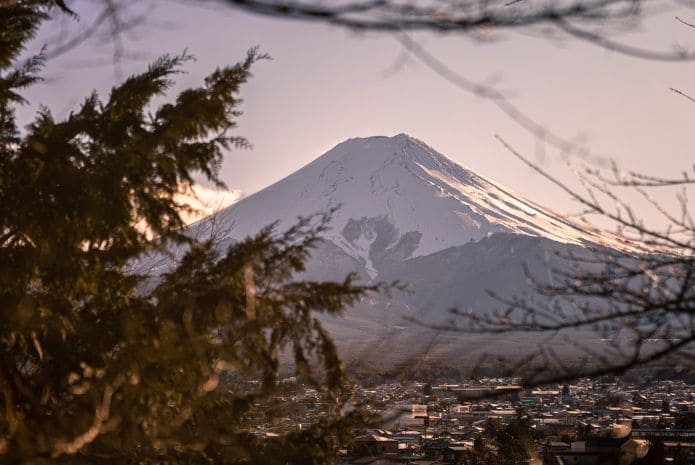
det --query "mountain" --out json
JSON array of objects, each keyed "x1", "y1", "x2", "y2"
[
  {"x1": 190, "y1": 134, "x2": 623, "y2": 269},
  {"x1": 151, "y1": 134, "x2": 624, "y2": 364}
]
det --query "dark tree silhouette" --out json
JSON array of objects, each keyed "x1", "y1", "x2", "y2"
[{"x1": 0, "y1": 2, "x2": 378, "y2": 463}]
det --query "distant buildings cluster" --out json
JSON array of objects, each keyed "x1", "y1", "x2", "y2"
[{"x1": 248, "y1": 376, "x2": 695, "y2": 465}]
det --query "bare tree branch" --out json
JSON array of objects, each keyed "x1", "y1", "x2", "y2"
[
  {"x1": 395, "y1": 33, "x2": 611, "y2": 166},
  {"x1": 670, "y1": 86, "x2": 695, "y2": 103}
]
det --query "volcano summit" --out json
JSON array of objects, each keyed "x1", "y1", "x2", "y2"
[
  {"x1": 151, "y1": 134, "x2": 623, "y2": 357},
  {"x1": 191, "y1": 134, "x2": 619, "y2": 272}
]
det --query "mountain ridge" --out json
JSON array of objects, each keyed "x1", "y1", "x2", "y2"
[
  {"x1": 188, "y1": 133, "x2": 630, "y2": 280},
  {"x1": 140, "y1": 134, "x2": 629, "y2": 357}
]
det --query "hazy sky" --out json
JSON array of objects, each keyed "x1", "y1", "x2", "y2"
[{"x1": 18, "y1": 0, "x2": 695, "y2": 228}]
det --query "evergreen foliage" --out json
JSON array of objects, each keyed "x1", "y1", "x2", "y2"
[
  {"x1": 0, "y1": 2, "x2": 374, "y2": 463},
  {"x1": 460, "y1": 418, "x2": 535, "y2": 465}
]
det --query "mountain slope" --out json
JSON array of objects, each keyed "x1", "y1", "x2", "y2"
[
  {"x1": 189, "y1": 134, "x2": 626, "y2": 280},
  {"x1": 145, "y1": 134, "x2": 629, "y2": 359}
]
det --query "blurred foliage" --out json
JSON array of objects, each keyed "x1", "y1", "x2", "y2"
[
  {"x1": 0, "y1": 2, "x2": 375, "y2": 463},
  {"x1": 458, "y1": 417, "x2": 534, "y2": 465}
]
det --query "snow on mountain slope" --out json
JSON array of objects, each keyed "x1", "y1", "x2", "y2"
[{"x1": 188, "y1": 134, "x2": 628, "y2": 277}]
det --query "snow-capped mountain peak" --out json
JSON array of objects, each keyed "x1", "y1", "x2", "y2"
[{"x1": 190, "y1": 134, "x2": 625, "y2": 277}]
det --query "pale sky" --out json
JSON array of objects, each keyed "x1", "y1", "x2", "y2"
[{"x1": 17, "y1": 0, "x2": 695, "y2": 228}]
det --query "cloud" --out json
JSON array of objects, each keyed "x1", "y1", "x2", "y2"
[{"x1": 175, "y1": 184, "x2": 243, "y2": 225}]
